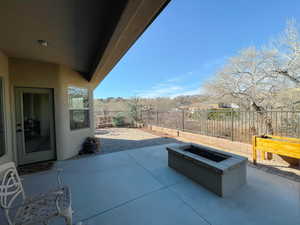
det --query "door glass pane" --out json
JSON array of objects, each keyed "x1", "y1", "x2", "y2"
[
  {"x1": 0, "y1": 79, "x2": 5, "y2": 156},
  {"x1": 23, "y1": 93, "x2": 51, "y2": 153}
]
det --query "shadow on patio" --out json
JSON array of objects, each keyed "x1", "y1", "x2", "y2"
[
  {"x1": 94, "y1": 127, "x2": 182, "y2": 154},
  {"x1": 99, "y1": 137, "x2": 182, "y2": 154}
]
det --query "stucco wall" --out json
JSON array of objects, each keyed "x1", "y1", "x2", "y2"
[
  {"x1": 56, "y1": 65, "x2": 94, "y2": 159},
  {"x1": 9, "y1": 58, "x2": 95, "y2": 162},
  {"x1": 0, "y1": 50, "x2": 13, "y2": 164}
]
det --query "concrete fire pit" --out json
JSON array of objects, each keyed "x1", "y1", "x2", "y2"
[{"x1": 166, "y1": 143, "x2": 247, "y2": 197}]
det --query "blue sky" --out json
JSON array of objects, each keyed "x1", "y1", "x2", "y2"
[{"x1": 94, "y1": 0, "x2": 300, "y2": 99}]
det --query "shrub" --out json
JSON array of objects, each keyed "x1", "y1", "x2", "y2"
[{"x1": 112, "y1": 113, "x2": 126, "y2": 127}]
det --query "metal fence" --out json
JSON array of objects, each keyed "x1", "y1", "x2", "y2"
[
  {"x1": 140, "y1": 109, "x2": 300, "y2": 143},
  {"x1": 94, "y1": 111, "x2": 132, "y2": 128}
]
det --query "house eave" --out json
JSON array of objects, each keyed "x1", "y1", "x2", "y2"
[{"x1": 88, "y1": 0, "x2": 171, "y2": 86}]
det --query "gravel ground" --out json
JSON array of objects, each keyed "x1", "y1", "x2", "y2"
[{"x1": 95, "y1": 128, "x2": 182, "y2": 154}]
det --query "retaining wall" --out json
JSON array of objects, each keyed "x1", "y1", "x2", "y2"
[{"x1": 146, "y1": 125, "x2": 298, "y2": 166}]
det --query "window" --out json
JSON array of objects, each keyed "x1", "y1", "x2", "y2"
[
  {"x1": 68, "y1": 87, "x2": 90, "y2": 130},
  {"x1": 0, "y1": 78, "x2": 5, "y2": 156}
]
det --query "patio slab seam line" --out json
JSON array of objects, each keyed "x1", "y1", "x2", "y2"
[
  {"x1": 122, "y1": 150, "x2": 215, "y2": 224},
  {"x1": 80, "y1": 185, "x2": 169, "y2": 222},
  {"x1": 125, "y1": 151, "x2": 187, "y2": 188},
  {"x1": 79, "y1": 180, "x2": 192, "y2": 223},
  {"x1": 168, "y1": 187, "x2": 214, "y2": 225},
  {"x1": 79, "y1": 156, "x2": 188, "y2": 223}
]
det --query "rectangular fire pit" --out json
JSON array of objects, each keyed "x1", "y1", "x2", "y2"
[{"x1": 167, "y1": 143, "x2": 247, "y2": 197}]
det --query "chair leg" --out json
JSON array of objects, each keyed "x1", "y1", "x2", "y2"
[
  {"x1": 65, "y1": 216, "x2": 72, "y2": 225},
  {"x1": 62, "y1": 207, "x2": 73, "y2": 225}
]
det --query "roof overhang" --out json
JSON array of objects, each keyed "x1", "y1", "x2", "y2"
[
  {"x1": 0, "y1": 0, "x2": 170, "y2": 85},
  {"x1": 89, "y1": 0, "x2": 171, "y2": 86}
]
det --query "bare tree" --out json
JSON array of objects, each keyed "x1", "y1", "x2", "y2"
[
  {"x1": 205, "y1": 47, "x2": 279, "y2": 108},
  {"x1": 127, "y1": 96, "x2": 142, "y2": 122},
  {"x1": 203, "y1": 20, "x2": 300, "y2": 134},
  {"x1": 271, "y1": 20, "x2": 300, "y2": 86},
  {"x1": 204, "y1": 47, "x2": 280, "y2": 134}
]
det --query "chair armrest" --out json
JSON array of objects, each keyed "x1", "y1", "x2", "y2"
[{"x1": 56, "y1": 168, "x2": 64, "y2": 186}]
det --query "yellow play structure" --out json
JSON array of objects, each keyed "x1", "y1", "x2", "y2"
[{"x1": 252, "y1": 135, "x2": 300, "y2": 164}]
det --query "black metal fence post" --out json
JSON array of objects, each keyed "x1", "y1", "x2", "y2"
[
  {"x1": 231, "y1": 108, "x2": 234, "y2": 141},
  {"x1": 182, "y1": 109, "x2": 185, "y2": 131},
  {"x1": 205, "y1": 111, "x2": 207, "y2": 135},
  {"x1": 148, "y1": 110, "x2": 151, "y2": 125},
  {"x1": 156, "y1": 111, "x2": 159, "y2": 125}
]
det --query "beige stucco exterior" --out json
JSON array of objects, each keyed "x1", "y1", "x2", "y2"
[
  {"x1": 0, "y1": 52, "x2": 96, "y2": 164},
  {"x1": 0, "y1": 1, "x2": 170, "y2": 165},
  {"x1": 56, "y1": 65, "x2": 95, "y2": 159}
]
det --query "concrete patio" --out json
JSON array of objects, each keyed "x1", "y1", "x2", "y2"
[
  {"x1": 94, "y1": 128, "x2": 182, "y2": 154},
  {"x1": 1, "y1": 143, "x2": 299, "y2": 225}
]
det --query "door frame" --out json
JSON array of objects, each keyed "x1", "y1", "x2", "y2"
[
  {"x1": 0, "y1": 77, "x2": 7, "y2": 159},
  {"x1": 14, "y1": 87, "x2": 56, "y2": 165}
]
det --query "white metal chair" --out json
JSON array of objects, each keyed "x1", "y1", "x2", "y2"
[{"x1": 0, "y1": 162, "x2": 73, "y2": 225}]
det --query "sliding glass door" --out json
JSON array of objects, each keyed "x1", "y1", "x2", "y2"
[{"x1": 15, "y1": 88, "x2": 56, "y2": 165}]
